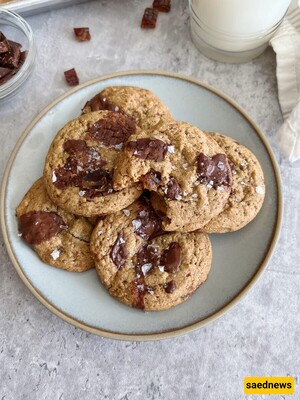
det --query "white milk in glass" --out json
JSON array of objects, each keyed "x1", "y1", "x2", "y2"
[{"x1": 189, "y1": 0, "x2": 292, "y2": 62}]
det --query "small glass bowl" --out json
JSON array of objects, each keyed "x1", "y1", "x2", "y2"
[{"x1": 0, "y1": 7, "x2": 36, "y2": 102}]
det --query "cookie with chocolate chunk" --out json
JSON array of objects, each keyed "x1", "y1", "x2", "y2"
[
  {"x1": 201, "y1": 132, "x2": 265, "y2": 233},
  {"x1": 82, "y1": 86, "x2": 174, "y2": 130},
  {"x1": 113, "y1": 121, "x2": 232, "y2": 232},
  {"x1": 16, "y1": 178, "x2": 95, "y2": 272},
  {"x1": 90, "y1": 197, "x2": 212, "y2": 311},
  {"x1": 44, "y1": 111, "x2": 142, "y2": 217}
]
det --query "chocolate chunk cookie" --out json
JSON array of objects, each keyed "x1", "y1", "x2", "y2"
[
  {"x1": 113, "y1": 121, "x2": 232, "y2": 231},
  {"x1": 16, "y1": 178, "x2": 95, "y2": 272},
  {"x1": 44, "y1": 111, "x2": 142, "y2": 217},
  {"x1": 90, "y1": 197, "x2": 212, "y2": 311},
  {"x1": 201, "y1": 132, "x2": 265, "y2": 233},
  {"x1": 82, "y1": 86, "x2": 174, "y2": 130}
]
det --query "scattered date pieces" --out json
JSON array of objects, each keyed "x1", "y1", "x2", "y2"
[
  {"x1": 73, "y1": 27, "x2": 91, "y2": 41},
  {"x1": 0, "y1": 31, "x2": 27, "y2": 86},
  {"x1": 141, "y1": 8, "x2": 159, "y2": 29},
  {"x1": 153, "y1": 0, "x2": 171, "y2": 12},
  {"x1": 64, "y1": 68, "x2": 79, "y2": 86}
]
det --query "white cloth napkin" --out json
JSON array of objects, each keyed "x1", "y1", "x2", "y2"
[{"x1": 270, "y1": 5, "x2": 300, "y2": 163}]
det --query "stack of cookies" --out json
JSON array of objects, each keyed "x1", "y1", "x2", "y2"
[{"x1": 16, "y1": 86, "x2": 265, "y2": 311}]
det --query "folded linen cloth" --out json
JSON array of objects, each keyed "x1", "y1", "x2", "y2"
[{"x1": 270, "y1": 6, "x2": 300, "y2": 162}]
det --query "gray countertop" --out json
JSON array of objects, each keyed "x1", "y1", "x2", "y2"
[{"x1": 0, "y1": 1, "x2": 299, "y2": 399}]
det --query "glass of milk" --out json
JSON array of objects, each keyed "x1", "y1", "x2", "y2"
[{"x1": 189, "y1": 0, "x2": 292, "y2": 63}]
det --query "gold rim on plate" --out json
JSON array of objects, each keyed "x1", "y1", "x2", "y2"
[{"x1": 0, "y1": 70, "x2": 283, "y2": 341}]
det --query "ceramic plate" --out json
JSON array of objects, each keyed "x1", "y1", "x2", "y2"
[{"x1": 1, "y1": 71, "x2": 282, "y2": 341}]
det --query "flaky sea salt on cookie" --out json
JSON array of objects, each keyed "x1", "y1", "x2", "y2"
[
  {"x1": 43, "y1": 111, "x2": 142, "y2": 217},
  {"x1": 90, "y1": 196, "x2": 212, "y2": 311},
  {"x1": 81, "y1": 86, "x2": 174, "y2": 130},
  {"x1": 201, "y1": 132, "x2": 265, "y2": 233},
  {"x1": 113, "y1": 121, "x2": 232, "y2": 232},
  {"x1": 16, "y1": 178, "x2": 95, "y2": 272}
]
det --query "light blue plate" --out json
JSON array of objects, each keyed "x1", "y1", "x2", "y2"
[{"x1": 1, "y1": 71, "x2": 282, "y2": 341}]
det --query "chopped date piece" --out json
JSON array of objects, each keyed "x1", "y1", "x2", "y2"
[
  {"x1": 153, "y1": 0, "x2": 171, "y2": 12},
  {"x1": 74, "y1": 27, "x2": 91, "y2": 41},
  {"x1": 141, "y1": 8, "x2": 159, "y2": 29},
  {"x1": 64, "y1": 68, "x2": 79, "y2": 86}
]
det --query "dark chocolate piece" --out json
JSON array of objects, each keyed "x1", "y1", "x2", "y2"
[
  {"x1": 133, "y1": 199, "x2": 164, "y2": 240},
  {"x1": 86, "y1": 113, "x2": 136, "y2": 148},
  {"x1": 64, "y1": 68, "x2": 79, "y2": 86},
  {"x1": 141, "y1": 8, "x2": 159, "y2": 28},
  {"x1": 127, "y1": 138, "x2": 168, "y2": 162},
  {"x1": 54, "y1": 141, "x2": 106, "y2": 190},
  {"x1": 196, "y1": 153, "x2": 232, "y2": 189},
  {"x1": 165, "y1": 177, "x2": 181, "y2": 200},
  {"x1": 131, "y1": 243, "x2": 161, "y2": 310},
  {"x1": 0, "y1": 32, "x2": 9, "y2": 54},
  {"x1": 110, "y1": 233, "x2": 127, "y2": 269},
  {"x1": 153, "y1": 0, "x2": 171, "y2": 12},
  {"x1": 164, "y1": 280, "x2": 176, "y2": 293},
  {"x1": 0, "y1": 66, "x2": 12, "y2": 79},
  {"x1": 74, "y1": 27, "x2": 91, "y2": 41},
  {"x1": 84, "y1": 93, "x2": 120, "y2": 113},
  {"x1": 141, "y1": 170, "x2": 161, "y2": 191},
  {"x1": 19, "y1": 211, "x2": 67, "y2": 245},
  {"x1": 161, "y1": 242, "x2": 181, "y2": 273},
  {"x1": 0, "y1": 40, "x2": 21, "y2": 69}
]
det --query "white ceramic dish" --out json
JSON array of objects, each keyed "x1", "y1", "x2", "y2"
[{"x1": 0, "y1": 71, "x2": 282, "y2": 341}]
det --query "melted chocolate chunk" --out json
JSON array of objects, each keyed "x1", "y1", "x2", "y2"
[
  {"x1": 141, "y1": 8, "x2": 159, "y2": 28},
  {"x1": 84, "y1": 93, "x2": 120, "y2": 113},
  {"x1": 127, "y1": 138, "x2": 168, "y2": 162},
  {"x1": 153, "y1": 0, "x2": 171, "y2": 12},
  {"x1": 196, "y1": 153, "x2": 231, "y2": 189},
  {"x1": 131, "y1": 243, "x2": 161, "y2": 310},
  {"x1": 54, "y1": 140, "x2": 106, "y2": 191},
  {"x1": 164, "y1": 280, "x2": 176, "y2": 293},
  {"x1": 86, "y1": 114, "x2": 136, "y2": 148},
  {"x1": 64, "y1": 68, "x2": 79, "y2": 86},
  {"x1": 81, "y1": 170, "x2": 113, "y2": 199},
  {"x1": 161, "y1": 242, "x2": 182, "y2": 273},
  {"x1": 136, "y1": 243, "x2": 160, "y2": 270},
  {"x1": 74, "y1": 27, "x2": 91, "y2": 41},
  {"x1": 63, "y1": 139, "x2": 88, "y2": 153},
  {"x1": 110, "y1": 233, "x2": 127, "y2": 269},
  {"x1": 131, "y1": 277, "x2": 146, "y2": 310},
  {"x1": 141, "y1": 170, "x2": 161, "y2": 191},
  {"x1": 165, "y1": 177, "x2": 182, "y2": 200},
  {"x1": 19, "y1": 211, "x2": 67, "y2": 246},
  {"x1": 133, "y1": 199, "x2": 164, "y2": 240}
]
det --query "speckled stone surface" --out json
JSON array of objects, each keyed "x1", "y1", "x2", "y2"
[{"x1": 0, "y1": 1, "x2": 299, "y2": 399}]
